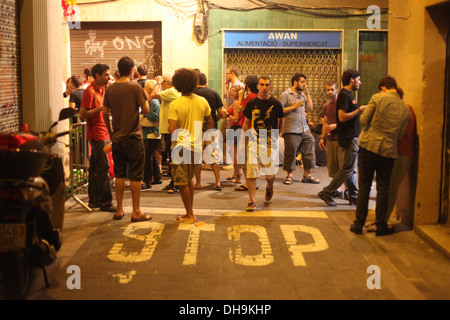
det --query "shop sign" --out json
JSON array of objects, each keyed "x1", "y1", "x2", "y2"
[{"x1": 224, "y1": 30, "x2": 342, "y2": 49}]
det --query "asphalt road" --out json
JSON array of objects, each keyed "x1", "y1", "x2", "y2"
[{"x1": 2, "y1": 165, "x2": 449, "y2": 305}]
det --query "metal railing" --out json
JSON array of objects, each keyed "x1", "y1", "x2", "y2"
[{"x1": 66, "y1": 121, "x2": 92, "y2": 212}]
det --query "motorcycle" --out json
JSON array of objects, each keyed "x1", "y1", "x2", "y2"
[{"x1": 0, "y1": 107, "x2": 76, "y2": 299}]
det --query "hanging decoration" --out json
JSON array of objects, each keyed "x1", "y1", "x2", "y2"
[{"x1": 61, "y1": 0, "x2": 77, "y2": 18}]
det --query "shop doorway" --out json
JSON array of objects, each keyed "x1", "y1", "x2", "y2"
[{"x1": 224, "y1": 48, "x2": 341, "y2": 125}]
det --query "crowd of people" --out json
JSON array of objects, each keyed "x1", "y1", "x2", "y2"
[{"x1": 63, "y1": 57, "x2": 416, "y2": 236}]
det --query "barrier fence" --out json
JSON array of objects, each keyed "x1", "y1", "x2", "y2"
[{"x1": 66, "y1": 121, "x2": 92, "y2": 212}]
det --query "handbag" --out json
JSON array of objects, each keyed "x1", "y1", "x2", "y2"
[{"x1": 140, "y1": 115, "x2": 158, "y2": 127}]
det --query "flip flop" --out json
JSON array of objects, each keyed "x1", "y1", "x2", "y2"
[
  {"x1": 235, "y1": 185, "x2": 248, "y2": 191},
  {"x1": 168, "y1": 188, "x2": 179, "y2": 194},
  {"x1": 175, "y1": 216, "x2": 196, "y2": 223},
  {"x1": 226, "y1": 175, "x2": 236, "y2": 180},
  {"x1": 113, "y1": 213, "x2": 124, "y2": 220},
  {"x1": 214, "y1": 185, "x2": 223, "y2": 191},
  {"x1": 265, "y1": 187, "x2": 273, "y2": 201},
  {"x1": 131, "y1": 214, "x2": 152, "y2": 223}
]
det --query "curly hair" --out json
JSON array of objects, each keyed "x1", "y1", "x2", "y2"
[{"x1": 172, "y1": 68, "x2": 199, "y2": 95}]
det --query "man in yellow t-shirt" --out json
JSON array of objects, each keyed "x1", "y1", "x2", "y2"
[{"x1": 168, "y1": 68, "x2": 214, "y2": 223}]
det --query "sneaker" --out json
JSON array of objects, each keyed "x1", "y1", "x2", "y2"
[
  {"x1": 376, "y1": 226, "x2": 395, "y2": 236},
  {"x1": 344, "y1": 190, "x2": 350, "y2": 200},
  {"x1": 88, "y1": 203, "x2": 99, "y2": 209},
  {"x1": 332, "y1": 190, "x2": 343, "y2": 198},
  {"x1": 246, "y1": 201, "x2": 256, "y2": 211},
  {"x1": 302, "y1": 176, "x2": 320, "y2": 184},
  {"x1": 141, "y1": 184, "x2": 152, "y2": 190},
  {"x1": 350, "y1": 224, "x2": 363, "y2": 235},
  {"x1": 99, "y1": 205, "x2": 117, "y2": 213},
  {"x1": 318, "y1": 191, "x2": 337, "y2": 206},
  {"x1": 222, "y1": 164, "x2": 234, "y2": 170}
]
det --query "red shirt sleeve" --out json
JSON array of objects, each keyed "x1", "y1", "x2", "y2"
[{"x1": 81, "y1": 86, "x2": 94, "y2": 110}]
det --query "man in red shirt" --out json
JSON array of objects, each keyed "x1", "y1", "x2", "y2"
[{"x1": 79, "y1": 63, "x2": 115, "y2": 212}]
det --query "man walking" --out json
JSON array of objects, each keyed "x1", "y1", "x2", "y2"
[
  {"x1": 168, "y1": 68, "x2": 214, "y2": 223},
  {"x1": 318, "y1": 69, "x2": 365, "y2": 206},
  {"x1": 350, "y1": 76, "x2": 409, "y2": 236},
  {"x1": 79, "y1": 63, "x2": 115, "y2": 213},
  {"x1": 242, "y1": 76, "x2": 284, "y2": 211},
  {"x1": 103, "y1": 56, "x2": 151, "y2": 222},
  {"x1": 319, "y1": 80, "x2": 347, "y2": 198},
  {"x1": 280, "y1": 73, "x2": 319, "y2": 185}
]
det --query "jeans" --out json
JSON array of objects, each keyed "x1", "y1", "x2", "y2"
[
  {"x1": 282, "y1": 131, "x2": 315, "y2": 173},
  {"x1": 323, "y1": 137, "x2": 358, "y2": 199},
  {"x1": 143, "y1": 139, "x2": 162, "y2": 184},
  {"x1": 88, "y1": 139, "x2": 112, "y2": 208},
  {"x1": 354, "y1": 147, "x2": 395, "y2": 228}
]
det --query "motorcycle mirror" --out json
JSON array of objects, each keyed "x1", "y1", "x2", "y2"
[{"x1": 59, "y1": 107, "x2": 77, "y2": 121}]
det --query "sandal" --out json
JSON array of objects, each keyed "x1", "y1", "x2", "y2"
[
  {"x1": 265, "y1": 187, "x2": 273, "y2": 201},
  {"x1": 235, "y1": 185, "x2": 248, "y2": 191},
  {"x1": 168, "y1": 188, "x2": 179, "y2": 194},
  {"x1": 283, "y1": 176, "x2": 293, "y2": 185},
  {"x1": 113, "y1": 212, "x2": 124, "y2": 220},
  {"x1": 226, "y1": 174, "x2": 236, "y2": 180},
  {"x1": 131, "y1": 214, "x2": 152, "y2": 223},
  {"x1": 245, "y1": 201, "x2": 256, "y2": 211},
  {"x1": 175, "y1": 216, "x2": 196, "y2": 223},
  {"x1": 231, "y1": 178, "x2": 242, "y2": 184},
  {"x1": 214, "y1": 185, "x2": 223, "y2": 191}
]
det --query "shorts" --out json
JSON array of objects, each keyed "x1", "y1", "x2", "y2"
[
  {"x1": 170, "y1": 149, "x2": 201, "y2": 186},
  {"x1": 202, "y1": 129, "x2": 222, "y2": 165},
  {"x1": 112, "y1": 137, "x2": 144, "y2": 181},
  {"x1": 246, "y1": 139, "x2": 279, "y2": 179}
]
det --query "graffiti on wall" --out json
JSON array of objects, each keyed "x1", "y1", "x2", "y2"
[{"x1": 70, "y1": 23, "x2": 163, "y2": 78}]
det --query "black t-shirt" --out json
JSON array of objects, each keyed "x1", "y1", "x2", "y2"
[
  {"x1": 244, "y1": 96, "x2": 284, "y2": 142},
  {"x1": 336, "y1": 88, "x2": 360, "y2": 145},
  {"x1": 137, "y1": 79, "x2": 147, "y2": 88},
  {"x1": 194, "y1": 87, "x2": 223, "y2": 127},
  {"x1": 69, "y1": 88, "x2": 85, "y2": 112}
]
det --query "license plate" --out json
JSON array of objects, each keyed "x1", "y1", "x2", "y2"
[{"x1": 0, "y1": 224, "x2": 26, "y2": 250}]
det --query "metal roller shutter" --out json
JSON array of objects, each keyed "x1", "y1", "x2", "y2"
[
  {"x1": 69, "y1": 22, "x2": 162, "y2": 79},
  {"x1": 0, "y1": 0, "x2": 22, "y2": 132},
  {"x1": 225, "y1": 49, "x2": 341, "y2": 124}
]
